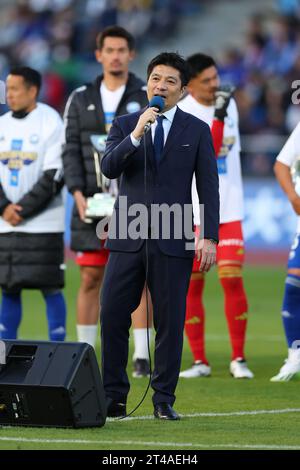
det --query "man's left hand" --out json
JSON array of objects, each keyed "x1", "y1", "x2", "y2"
[{"x1": 196, "y1": 238, "x2": 217, "y2": 272}]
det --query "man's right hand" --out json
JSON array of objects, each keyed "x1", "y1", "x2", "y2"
[
  {"x1": 2, "y1": 204, "x2": 23, "y2": 226},
  {"x1": 214, "y1": 86, "x2": 234, "y2": 121},
  {"x1": 132, "y1": 107, "x2": 159, "y2": 141},
  {"x1": 73, "y1": 190, "x2": 87, "y2": 221}
]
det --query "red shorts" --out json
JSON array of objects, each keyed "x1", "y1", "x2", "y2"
[
  {"x1": 192, "y1": 220, "x2": 245, "y2": 272},
  {"x1": 76, "y1": 242, "x2": 110, "y2": 267}
]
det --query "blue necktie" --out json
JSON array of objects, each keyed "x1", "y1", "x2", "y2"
[{"x1": 153, "y1": 115, "x2": 165, "y2": 165}]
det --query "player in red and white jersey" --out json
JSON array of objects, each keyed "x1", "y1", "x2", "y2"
[{"x1": 178, "y1": 53, "x2": 253, "y2": 379}]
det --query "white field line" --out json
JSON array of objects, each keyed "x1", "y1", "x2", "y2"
[
  {"x1": 1, "y1": 408, "x2": 300, "y2": 449},
  {"x1": 0, "y1": 436, "x2": 299, "y2": 449},
  {"x1": 114, "y1": 407, "x2": 300, "y2": 421}
]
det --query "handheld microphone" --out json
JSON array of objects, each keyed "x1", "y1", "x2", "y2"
[{"x1": 144, "y1": 95, "x2": 165, "y2": 132}]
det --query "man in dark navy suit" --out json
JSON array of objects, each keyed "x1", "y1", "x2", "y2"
[{"x1": 100, "y1": 52, "x2": 219, "y2": 420}]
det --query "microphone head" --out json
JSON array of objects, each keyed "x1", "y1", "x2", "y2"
[{"x1": 148, "y1": 95, "x2": 165, "y2": 112}]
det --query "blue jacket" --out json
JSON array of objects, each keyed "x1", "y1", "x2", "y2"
[{"x1": 101, "y1": 106, "x2": 219, "y2": 258}]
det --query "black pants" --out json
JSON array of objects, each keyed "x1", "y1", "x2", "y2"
[{"x1": 100, "y1": 239, "x2": 193, "y2": 406}]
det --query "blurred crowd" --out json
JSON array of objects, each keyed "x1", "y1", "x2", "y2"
[
  {"x1": 217, "y1": 1, "x2": 300, "y2": 175},
  {"x1": 0, "y1": 0, "x2": 300, "y2": 175},
  {"x1": 0, "y1": 0, "x2": 197, "y2": 112},
  {"x1": 219, "y1": 11, "x2": 300, "y2": 136}
]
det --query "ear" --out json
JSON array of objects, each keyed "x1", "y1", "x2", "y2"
[
  {"x1": 29, "y1": 85, "x2": 38, "y2": 101},
  {"x1": 128, "y1": 50, "x2": 136, "y2": 62},
  {"x1": 95, "y1": 49, "x2": 102, "y2": 64},
  {"x1": 180, "y1": 86, "x2": 186, "y2": 97}
]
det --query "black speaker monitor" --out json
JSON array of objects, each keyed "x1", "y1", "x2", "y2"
[{"x1": 0, "y1": 340, "x2": 106, "y2": 428}]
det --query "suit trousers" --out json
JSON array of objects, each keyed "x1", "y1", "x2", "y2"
[{"x1": 100, "y1": 239, "x2": 193, "y2": 406}]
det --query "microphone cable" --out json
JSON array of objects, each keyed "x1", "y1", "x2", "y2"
[{"x1": 118, "y1": 130, "x2": 153, "y2": 420}]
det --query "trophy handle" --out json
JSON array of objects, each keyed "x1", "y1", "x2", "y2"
[
  {"x1": 93, "y1": 150, "x2": 102, "y2": 188},
  {"x1": 92, "y1": 150, "x2": 110, "y2": 191}
]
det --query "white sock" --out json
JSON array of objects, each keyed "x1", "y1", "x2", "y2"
[
  {"x1": 132, "y1": 328, "x2": 152, "y2": 360},
  {"x1": 76, "y1": 324, "x2": 98, "y2": 348}
]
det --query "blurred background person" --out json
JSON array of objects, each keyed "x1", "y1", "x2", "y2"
[
  {"x1": 0, "y1": 66, "x2": 66, "y2": 341},
  {"x1": 179, "y1": 54, "x2": 253, "y2": 379},
  {"x1": 271, "y1": 121, "x2": 300, "y2": 381}
]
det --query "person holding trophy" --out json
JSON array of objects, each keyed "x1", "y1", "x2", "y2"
[
  {"x1": 62, "y1": 26, "x2": 151, "y2": 375},
  {"x1": 271, "y1": 121, "x2": 300, "y2": 381}
]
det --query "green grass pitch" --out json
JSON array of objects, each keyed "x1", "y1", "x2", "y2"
[{"x1": 1, "y1": 262, "x2": 300, "y2": 450}]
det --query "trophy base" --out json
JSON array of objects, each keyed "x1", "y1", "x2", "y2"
[{"x1": 84, "y1": 193, "x2": 116, "y2": 221}]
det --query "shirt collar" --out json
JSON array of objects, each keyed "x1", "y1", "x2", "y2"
[{"x1": 161, "y1": 105, "x2": 177, "y2": 124}]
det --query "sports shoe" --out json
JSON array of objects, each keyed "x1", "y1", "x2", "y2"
[
  {"x1": 230, "y1": 358, "x2": 254, "y2": 379},
  {"x1": 270, "y1": 348, "x2": 300, "y2": 382},
  {"x1": 179, "y1": 361, "x2": 211, "y2": 378},
  {"x1": 132, "y1": 358, "x2": 150, "y2": 378}
]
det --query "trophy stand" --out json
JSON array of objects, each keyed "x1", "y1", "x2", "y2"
[{"x1": 84, "y1": 135, "x2": 117, "y2": 223}]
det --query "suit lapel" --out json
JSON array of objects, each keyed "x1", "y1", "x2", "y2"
[{"x1": 160, "y1": 108, "x2": 189, "y2": 163}]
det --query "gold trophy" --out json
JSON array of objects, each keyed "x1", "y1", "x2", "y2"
[
  {"x1": 84, "y1": 134, "x2": 117, "y2": 223},
  {"x1": 291, "y1": 156, "x2": 300, "y2": 196}
]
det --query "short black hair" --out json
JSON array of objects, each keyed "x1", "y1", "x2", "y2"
[
  {"x1": 147, "y1": 52, "x2": 189, "y2": 87},
  {"x1": 96, "y1": 25, "x2": 135, "y2": 51},
  {"x1": 9, "y1": 66, "x2": 42, "y2": 93},
  {"x1": 186, "y1": 54, "x2": 216, "y2": 79}
]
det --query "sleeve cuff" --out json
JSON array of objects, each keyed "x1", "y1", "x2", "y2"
[
  {"x1": 0, "y1": 199, "x2": 11, "y2": 216},
  {"x1": 130, "y1": 133, "x2": 141, "y2": 148}
]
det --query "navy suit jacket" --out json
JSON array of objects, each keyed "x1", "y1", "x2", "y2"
[{"x1": 101, "y1": 106, "x2": 219, "y2": 258}]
